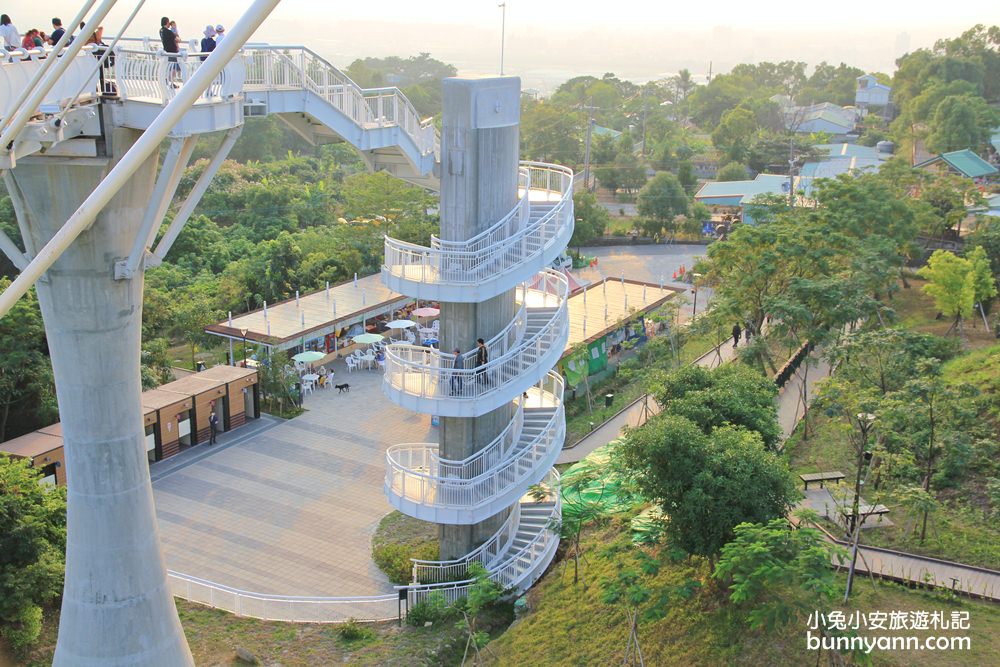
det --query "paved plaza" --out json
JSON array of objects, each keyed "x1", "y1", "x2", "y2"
[{"x1": 152, "y1": 360, "x2": 433, "y2": 596}]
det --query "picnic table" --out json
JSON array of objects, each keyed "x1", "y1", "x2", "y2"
[{"x1": 799, "y1": 471, "x2": 845, "y2": 490}]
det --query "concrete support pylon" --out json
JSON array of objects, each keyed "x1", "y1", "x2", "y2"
[
  {"x1": 437, "y1": 76, "x2": 521, "y2": 559},
  {"x1": 9, "y1": 122, "x2": 194, "y2": 666}
]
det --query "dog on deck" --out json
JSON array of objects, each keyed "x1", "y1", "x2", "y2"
[{"x1": 335, "y1": 383, "x2": 350, "y2": 393}]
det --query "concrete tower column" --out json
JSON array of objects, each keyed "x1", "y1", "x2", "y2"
[
  {"x1": 437, "y1": 77, "x2": 522, "y2": 559},
  {"x1": 9, "y1": 122, "x2": 194, "y2": 666}
]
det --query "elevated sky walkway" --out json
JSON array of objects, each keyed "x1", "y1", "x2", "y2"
[{"x1": 1, "y1": 43, "x2": 438, "y2": 188}]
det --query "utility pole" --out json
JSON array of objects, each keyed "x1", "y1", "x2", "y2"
[
  {"x1": 582, "y1": 101, "x2": 597, "y2": 192},
  {"x1": 640, "y1": 86, "x2": 648, "y2": 157},
  {"x1": 498, "y1": 3, "x2": 506, "y2": 76}
]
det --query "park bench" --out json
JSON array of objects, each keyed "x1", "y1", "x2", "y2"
[{"x1": 799, "y1": 471, "x2": 846, "y2": 490}]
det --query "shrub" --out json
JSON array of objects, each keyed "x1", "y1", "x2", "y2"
[
  {"x1": 372, "y1": 537, "x2": 438, "y2": 585},
  {"x1": 1, "y1": 605, "x2": 43, "y2": 654},
  {"x1": 407, "y1": 591, "x2": 457, "y2": 627},
  {"x1": 336, "y1": 618, "x2": 376, "y2": 645}
]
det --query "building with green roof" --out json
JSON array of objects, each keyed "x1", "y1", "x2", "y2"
[{"x1": 915, "y1": 149, "x2": 998, "y2": 180}]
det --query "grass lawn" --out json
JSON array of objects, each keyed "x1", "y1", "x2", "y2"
[
  {"x1": 8, "y1": 599, "x2": 488, "y2": 667},
  {"x1": 168, "y1": 341, "x2": 231, "y2": 371},
  {"x1": 487, "y1": 518, "x2": 1000, "y2": 667}
]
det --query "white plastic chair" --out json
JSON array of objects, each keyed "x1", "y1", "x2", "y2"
[
  {"x1": 404, "y1": 330, "x2": 416, "y2": 344},
  {"x1": 346, "y1": 357, "x2": 358, "y2": 373},
  {"x1": 301, "y1": 380, "x2": 314, "y2": 395}
]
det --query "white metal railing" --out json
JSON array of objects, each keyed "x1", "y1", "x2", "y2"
[
  {"x1": 383, "y1": 162, "x2": 574, "y2": 288},
  {"x1": 385, "y1": 373, "x2": 564, "y2": 511},
  {"x1": 113, "y1": 47, "x2": 245, "y2": 104},
  {"x1": 391, "y1": 396, "x2": 526, "y2": 485},
  {"x1": 166, "y1": 570, "x2": 398, "y2": 623},
  {"x1": 0, "y1": 47, "x2": 100, "y2": 120},
  {"x1": 103, "y1": 42, "x2": 435, "y2": 156},
  {"x1": 240, "y1": 45, "x2": 435, "y2": 156},
  {"x1": 400, "y1": 470, "x2": 561, "y2": 607},
  {"x1": 382, "y1": 271, "x2": 568, "y2": 403},
  {"x1": 410, "y1": 504, "x2": 522, "y2": 585}
]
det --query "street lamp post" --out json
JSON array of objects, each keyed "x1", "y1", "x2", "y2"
[
  {"x1": 498, "y1": 3, "x2": 506, "y2": 76},
  {"x1": 240, "y1": 327, "x2": 248, "y2": 367},
  {"x1": 844, "y1": 412, "x2": 877, "y2": 602}
]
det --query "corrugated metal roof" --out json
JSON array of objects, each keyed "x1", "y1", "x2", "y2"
[
  {"x1": 916, "y1": 149, "x2": 998, "y2": 179},
  {"x1": 814, "y1": 143, "x2": 887, "y2": 160},
  {"x1": 695, "y1": 174, "x2": 789, "y2": 205}
]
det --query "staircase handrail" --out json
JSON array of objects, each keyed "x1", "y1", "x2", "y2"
[
  {"x1": 384, "y1": 374, "x2": 564, "y2": 509},
  {"x1": 383, "y1": 163, "x2": 573, "y2": 287},
  {"x1": 409, "y1": 503, "x2": 522, "y2": 584},
  {"x1": 241, "y1": 45, "x2": 434, "y2": 156},
  {"x1": 382, "y1": 271, "x2": 568, "y2": 402},
  {"x1": 399, "y1": 471, "x2": 561, "y2": 603}
]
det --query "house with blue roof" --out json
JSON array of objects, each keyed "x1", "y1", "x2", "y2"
[{"x1": 694, "y1": 174, "x2": 793, "y2": 224}]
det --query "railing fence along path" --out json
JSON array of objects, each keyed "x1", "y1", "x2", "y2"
[{"x1": 107, "y1": 43, "x2": 435, "y2": 155}]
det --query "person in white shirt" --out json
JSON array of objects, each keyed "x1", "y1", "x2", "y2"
[
  {"x1": 214, "y1": 24, "x2": 225, "y2": 43},
  {"x1": 0, "y1": 15, "x2": 19, "y2": 50}
]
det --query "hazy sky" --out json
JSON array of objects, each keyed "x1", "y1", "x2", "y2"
[{"x1": 29, "y1": 1, "x2": 999, "y2": 91}]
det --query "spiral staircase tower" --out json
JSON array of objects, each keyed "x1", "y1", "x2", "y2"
[{"x1": 381, "y1": 77, "x2": 573, "y2": 604}]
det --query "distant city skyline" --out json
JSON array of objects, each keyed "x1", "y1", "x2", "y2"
[{"x1": 30, "y1": 2, "x2": 997, "y2": 92}]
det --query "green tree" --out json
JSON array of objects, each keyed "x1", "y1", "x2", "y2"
[
  {"x1": 967, "y1": 244, "x2": 997, "y2": 308},
  {"x1": 645, "y1": 363, "x2": 782, "y2": 450},
  {"x1": 676, "y1": 160, "x2": 698, "y2": 195},
  {"x1": 716, "y1": 162, "x2": 748, "y2": 182},
  {"x1": 0, "y1": 456, "x2": 66, "y2": 652},
  {"x1": 918, "y1": 250, "x2": 975, "y2": 334},
  {"x1": 926, "y1": 95, "x2": 1000, "y2": 153},
  {"x1": 637, "y1": 172, "x2": 689, "y2": 239},
  {"x1": 711, "y1": 106, "x2": 758, "y2": 162},
  {"x1": 714, "y1": 518, "x2": 846, "y2": 630},
  {"x1": 570, "y1": 191, "x2": 611, "y2": 247},
  {"x1": 614, "y1": 415, "x2": 795, "y2": 567},
  {"x1": 0, "y1": 281, "x2": 57, "y2": 442}
]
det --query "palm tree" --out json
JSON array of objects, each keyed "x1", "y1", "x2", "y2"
[{"x1": 672, "y1": 69, "x2": 694, "y2": 101}]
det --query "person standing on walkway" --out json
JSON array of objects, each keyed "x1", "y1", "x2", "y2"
[
  {"x1": 209, "y1": 411, "x2": 219, "y2": 444},
  {"x1": 732, "y1": 323, "x2": 742, "y2": 349},
  {"x1": 450, "y1": 348, "x2": 464, "y2": 395},
  {"x1": 0, "y1": 15, "x2": 19, "y2": 50},
  {"x1": 475, "y1": 338, "x2": 489, "y2": 385},
  {"x1": 744, "y1": 320, "x2": 753, "y2": 343},
  {"x1": 199, "y1": 25, "x2": 216, "y2": 60},
  {"x1": 49, "y1": 18, "x2": 64, "y2": 45}
]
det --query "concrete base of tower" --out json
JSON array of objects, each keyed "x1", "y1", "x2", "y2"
[{"x1": 9, "y1": 122, "x2": 194, "y2": 666}]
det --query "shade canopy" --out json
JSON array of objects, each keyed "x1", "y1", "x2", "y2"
[
  {"x1": 353, "y1": 333, "x2": 384, "y2": 345},
  {"x1": 385, "y1": 319, "x2": 417, "y2": 329},
  {"x1": 292, "y1": 350, "x2": 326, "y2": 363},
  {"x1": 412, "y1": 307, "x2": 440, "y2": 318}
]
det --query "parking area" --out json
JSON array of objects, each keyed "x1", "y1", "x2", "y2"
[{"x1": 152, "y1": 361, "x2": 433, "y2": 596}]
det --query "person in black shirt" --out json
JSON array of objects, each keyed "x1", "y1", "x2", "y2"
[
  {"x1": 159, "y1": 17, "x2": 179, "y2": 82},
  {"x1": 159, "y1": 16, "x2": 178, "y2": 53},
  {"x1": 49, "y1": 18, "x2": 64, "y2": 45},
  {"x1": 475, "y1": 338, "x2": 489, "y2": 385}
]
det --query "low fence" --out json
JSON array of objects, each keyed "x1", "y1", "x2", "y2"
[
  {"x1": 774, "y1": 340, "x2": 813, "y2": 389},
  {"x1": 167, "y1": 571, "x2": 400, "y2": 623}
]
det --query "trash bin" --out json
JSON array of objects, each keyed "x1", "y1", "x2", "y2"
[
  {"x1": 196, "y1": 361, "x2": 207, "y2": 372},
  {"x1": 605, "y1": 393, "x2": 614, "y2": 408}
]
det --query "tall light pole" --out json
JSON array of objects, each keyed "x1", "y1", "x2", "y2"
[
  {"x1": 498, "y1": 3, "x2": 506, "y2": 75},
  {"x1": 240, "y1": 327, "x2": 248, "y2": 367}
]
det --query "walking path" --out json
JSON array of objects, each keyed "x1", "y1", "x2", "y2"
[{"x1": 558, "y1": 334, "x2": 744, "y2": 465}]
